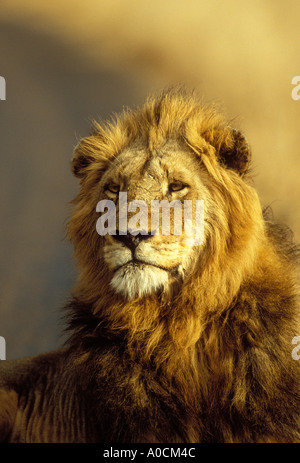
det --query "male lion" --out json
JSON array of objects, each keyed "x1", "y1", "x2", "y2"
[{"x1": 1, "y1": 89, "x2": 300, "y2": 443}]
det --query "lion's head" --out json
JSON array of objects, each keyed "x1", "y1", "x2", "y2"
[{"x1": 68, "y1": 89, "x2": 263, "y2": 313}]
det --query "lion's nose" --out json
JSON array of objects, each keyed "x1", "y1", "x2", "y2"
[{"x1": 113, "y1": 231, "x2": 151, "y2": 250}]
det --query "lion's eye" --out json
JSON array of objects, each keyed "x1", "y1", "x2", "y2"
[
  {"x1": 106, "y1": 184, "x2": 120, "y2": 194},
  {"x1": 169, "y1": 182, "x2": 187, "y2": 192}
]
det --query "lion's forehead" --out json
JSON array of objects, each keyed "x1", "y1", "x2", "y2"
[{"x1": 105, "y1": 142, "x2": 201, "y2": 193}]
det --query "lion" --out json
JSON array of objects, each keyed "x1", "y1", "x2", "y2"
[{"x1": 1, "y1": 88, "x2": 300, "y2": 443}]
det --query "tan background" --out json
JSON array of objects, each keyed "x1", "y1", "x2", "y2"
[{"x1": 0, "y1": 0, "x2": 299, "y2": 359}]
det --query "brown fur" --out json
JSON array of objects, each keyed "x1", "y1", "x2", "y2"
[{"x1": 1, "y1": 88, "x2": 300, "y2": 442}]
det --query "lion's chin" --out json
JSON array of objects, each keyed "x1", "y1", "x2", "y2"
[{"x1": 110, "y1": 262, "x2": 169, "y2": 300}]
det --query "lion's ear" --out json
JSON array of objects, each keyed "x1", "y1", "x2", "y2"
[
  {"x1": 71, "y1": 135, "x2": 107, "y2": 179},
  {"x1": 217, "y1": 129, "x2": 251, "y2": 176}
]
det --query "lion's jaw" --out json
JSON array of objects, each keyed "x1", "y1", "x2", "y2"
[{"x1": 110, "y1": 262, "x2": 170, "y2": 301}]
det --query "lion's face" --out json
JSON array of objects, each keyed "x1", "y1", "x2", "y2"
[{"x1": 97, "y1": 139, "x2": 210, "y2": 300}]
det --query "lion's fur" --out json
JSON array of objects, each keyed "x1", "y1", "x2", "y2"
[{"x1": 1, "y1": 88, "x2": 300, "y2": 442}]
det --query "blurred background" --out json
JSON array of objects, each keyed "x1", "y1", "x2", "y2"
[{"x1": 0, "y1": 0, "x2": 299, "y2": 359}]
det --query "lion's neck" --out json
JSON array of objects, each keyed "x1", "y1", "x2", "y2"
[{"x1": 89, "y1": 291, "x2": 205, "y2": 407}]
